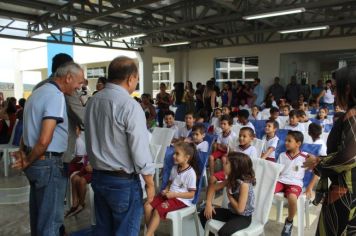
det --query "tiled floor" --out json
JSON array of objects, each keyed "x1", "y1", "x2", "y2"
[{"x1": 0, "y1": 169, "x2": 321, "y2": 236}]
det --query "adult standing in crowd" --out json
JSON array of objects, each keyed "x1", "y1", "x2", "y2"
[
  {"x1": 316, "y1": 80, "x2": 335, "y2": 110},
  {"x1": 312, "y1": 79, "x2": 324, "y2": 99},
  {"x1": 299, "y1": 78, "x2": 311, "y2": 101},
  {"x1": 33, "y1": 54, "x2": 85, "y2": 224},
  {"x1": 203, "y1": 80, "x2": 217, "y2": 116},
  {"x1": 13, "y1": 62, "x2": 84, "y2": 236},
  {"x1": 156, "y1": 83, "x2": 171, "y2": 127},
  {"x1": 85, "y1": 56, "x2": 155, "y2": 236},
  {"x1": 285, "y1": 76, "x2": 300, "y2": 103},
  {"x1": 304, "y1": 66, "x2": 356, "y2": 236},
  {"x1": 184, "y1": 80, "x2": 195, "y2": 114},
  {"x1": 221, "y1": 81, "x2": 232, "y2": 107},
  {"x1": 268, "y1": 76, "x2": 285, "y2": 103},
  {"x1": 253, "y1": 78, "x2": 264, "y2": 106},
  {"x1": 195, "y1": 82, "x2": 204, "y2": 112}
]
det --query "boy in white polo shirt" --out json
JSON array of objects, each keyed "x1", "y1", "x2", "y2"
[
  {"x1": 284, "y1": 110, "x2": 305, "y2": 133},
  {"x1": 275, "y1": 131, "x2": 308, "y2": 236},
  {"x1": 261, "y1": 120, "x2": 279, "y2": 162}
]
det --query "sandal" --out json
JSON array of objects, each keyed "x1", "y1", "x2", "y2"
[{"x1": 70, "y1": 204, "x2": 85, "y2": 217}]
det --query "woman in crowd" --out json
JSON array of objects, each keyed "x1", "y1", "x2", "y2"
[
  {"x1": 203, "y1": 80, "x2": 217, "y2": 116},
  {"x1": 304, "y1": 66, "x2": 356, "y2": 236},
  {"x1": 316, "y1": 80, "x2": 335, "y2": 111},
  {"x1": 184, "y1": 80, "x2": 195, "y2": 114}
]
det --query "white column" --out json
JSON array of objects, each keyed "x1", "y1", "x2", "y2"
[{"x1": 13, "y1": 50, "x2": 24, "y2": 99}]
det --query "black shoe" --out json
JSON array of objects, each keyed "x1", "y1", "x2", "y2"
[{"x1": 281, "y1": 218, "x2": 293, "y2": 236}]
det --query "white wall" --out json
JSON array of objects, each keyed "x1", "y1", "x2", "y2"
[{"x1": 185, "y1": 36, "x2": 356, "y2": 89}]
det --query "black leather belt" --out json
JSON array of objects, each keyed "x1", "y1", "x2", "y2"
[
  {"x1": 95, "y1": 169, "x2": 138, "y2": 179},
  {"x1": 24, "y1": 146, "x2": 64, "y2": 157}
]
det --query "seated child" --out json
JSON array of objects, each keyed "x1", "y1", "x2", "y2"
[
  {"x1": 269, "y1": 107, "x2": 282, "y2": 128},
  {"x1": 284, "y1": 110, "x2": 305, "y2": 132},
  {"x1": 190, "y1": 123, "x2": 209, "y2": 153},
  {"x1": 177, "y1": 112, "x2": 195, "y2": 140},
  {"x1": 316, "y1": 107, "x2": 331, "y2": 127},
  {"x1": 208, "y1": 108, "x2": 223, "y2": 134},
  {"x1": 298, "y1": 110, "x2": 312, "y2": 130},
  {"x1": 144, "y1": 142, "x2": 199, "y2": 236},
  {"x1": 222, "y1": 105, "x2": 232, "y2": 116},
  {"x1": 199, "y1": 152, "x2": 255, "y2": 235},
  {"x1": 305, "y1": 123, "x2": 328, "y2": 201},
  {"x1": 239, "y1": 99, "x2": 250, "y2": 110},
  {"x1": 235, "y1": 109, "x2": 255, "y2": 133},
  {"x1": 66, "y1": 127, "x2": 92, "y2": 217},
  {"x1": 261, "y1": 120, "x2": 279, "y2": 162},
  {"x1": 281, "y1": 105, "x2": 290, "y2": 117},
  {"x1": 249, "y1": 105, "x2": 262, "y2": 120},
  {"x1": 213, "y1": 127, "x2": 257, "y2": 181},
  {"x1": 209, "y1": 115, "x2": 236, "y2": 176},
  {"x1": 275, "y1": 131, "x2": 312, "y2": 236},
  {"x1": 164, "y1": 110, "x2": 179, "y2": 140}
]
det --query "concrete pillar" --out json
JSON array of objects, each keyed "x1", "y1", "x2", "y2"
[{"x1": 13, "y1": 50, "x2": 23, "y2": 99}]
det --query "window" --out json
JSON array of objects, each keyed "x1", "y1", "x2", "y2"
[
  {"x1": 152, "y1": 62, "x2": 173, "y2": 97},
  {"x1": 215, "y1": 56, "x2": 258, "y2": 82},
  {"x1": 87, "y1": 67, "x2": 106, "y2": 79}
]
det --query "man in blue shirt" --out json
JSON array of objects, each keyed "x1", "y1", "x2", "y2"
[
  {"x1": 253, "y1": 78, "x2": 265, "y2": 106},
  {"x1": 13, "y1": 62, "x2": 84, "y2": 236},
  {"x1": 85, "y1": 56, "x2": 155, "y2": 236}
]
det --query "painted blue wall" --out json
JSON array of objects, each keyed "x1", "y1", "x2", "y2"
[{"x1": 47, "y1": 32, "x2": 74, "y2": 76}]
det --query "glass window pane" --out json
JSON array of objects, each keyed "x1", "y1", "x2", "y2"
[
  {"x1": 152, "y1": 73, "x2": 159, "y2": 81},
  {"x1": 160, "y1": 63, "x2": 170, "y2": 71},
  {"x1": 230, "y1": 57, "x2": 243, "y2": 69},
  {"x1": 215, "y1": 58, "x2": 228, "y2": 70},
  {"x1": 245, "y1": 71, "x2": 258, "y2": 80},
  {"x1": 230, "y1": 70, "x2": 243, "y2": 80},
  {"x1": 152, "y1": 82, "x2": 160, "y2": 91},
  {"x1": 153, "y1": 63, "x2": 159, "y2": 71},
  {"x1": 161, "y1": 72, "x2": 169, "y2": 81}
]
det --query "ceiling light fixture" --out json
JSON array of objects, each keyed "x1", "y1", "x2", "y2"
[
  {"x1": 160, "y1": 41, "x2": 191, "y2": 47},
  {"x1": 243, "y1": 7, "x2": 306, "y2": 20},
  {"x1": 117, "y1": 33, "x2": 147, "y2": 40},
  {"x1": 278, "y1": 25, "x2": 329, "y2": 34}
]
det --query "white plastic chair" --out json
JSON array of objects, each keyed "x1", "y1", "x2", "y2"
[
  {"x1": 278, "y1": 116, "x2": 289, "y2": 129},
  {"x1": 303, "y1": 132, "x2": 313, "y2": 144},
  {"x1": 174, "y1": 121, "x2": 186, "y2": 129},
  {"x1": 164, "y1": 151, "x2": 209, "y2": 236},
  {"x1": 89, "y1": 184, "x2": 96, "y2": 225},
  {"x1": 231, "y1": 124, "x2": 241, "y2": 137},
  {"x1": 274, "y1": 192, "x2": 309, "y2": 236},
  {"x1": 252, "y1": 138, "x2": 265, "y2": 159},
  {"x1": 150, "y1": 127, "x2": 176, "y2": 188},
  {"x1": 0, "y1": 119, "x2": 19, "y2": 177},
  {"x1": 204, "y1": 158, "x2": 283, "y2": 236},
  {"x1": 321, "y1": 132, "x2": 329, "y2": 144}
]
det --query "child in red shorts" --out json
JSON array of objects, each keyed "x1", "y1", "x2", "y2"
[
  {"x1": 208, "y1": 115, "x2": 236, "y2": 176},
  {"x1": 275, "y1": 131, "x2": 310, "y2": 236},
  {"x1": 65, "y1": 127, "x2": 92, "y2": 217},
  {"x1": 144, "y1": 142, "x2": 199, "y2": 236}
]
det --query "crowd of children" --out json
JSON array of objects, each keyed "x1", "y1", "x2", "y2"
[{"x1": 142, "y1": 91, "x2": 337, "y2": 236}]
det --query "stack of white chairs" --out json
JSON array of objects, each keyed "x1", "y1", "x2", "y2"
[
  {"x1": 0, "y1": 119, "x2": 19, "y2": 177},
  {"x1": 150, "y1": 127, "x2": 176, "y2": 188},
  {"x1": 204, "y1": 158, "x2": 283, "y2": 236}
]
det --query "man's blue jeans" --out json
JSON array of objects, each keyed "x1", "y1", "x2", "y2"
[
  {"x1": 91, "y1": 170, "x2": 143, "y2": 236},
  {"x1": 24, "y1": 154, "x2": 66, "y2": 236}
]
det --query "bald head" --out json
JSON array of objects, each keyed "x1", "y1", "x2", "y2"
[{"x1": 108, "y1": 56, "x2": 138, "y2": 83}]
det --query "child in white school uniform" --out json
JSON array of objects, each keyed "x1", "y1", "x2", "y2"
[
  {"x1": 284, "y1": 110, "x2": 305, "y2": 133},
  {"x1": 213, "y1": 127, "x2": 257, "y2": 181},
  {"x1": 261, "y1": 120, "x2": 279, "y2": 162}
]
